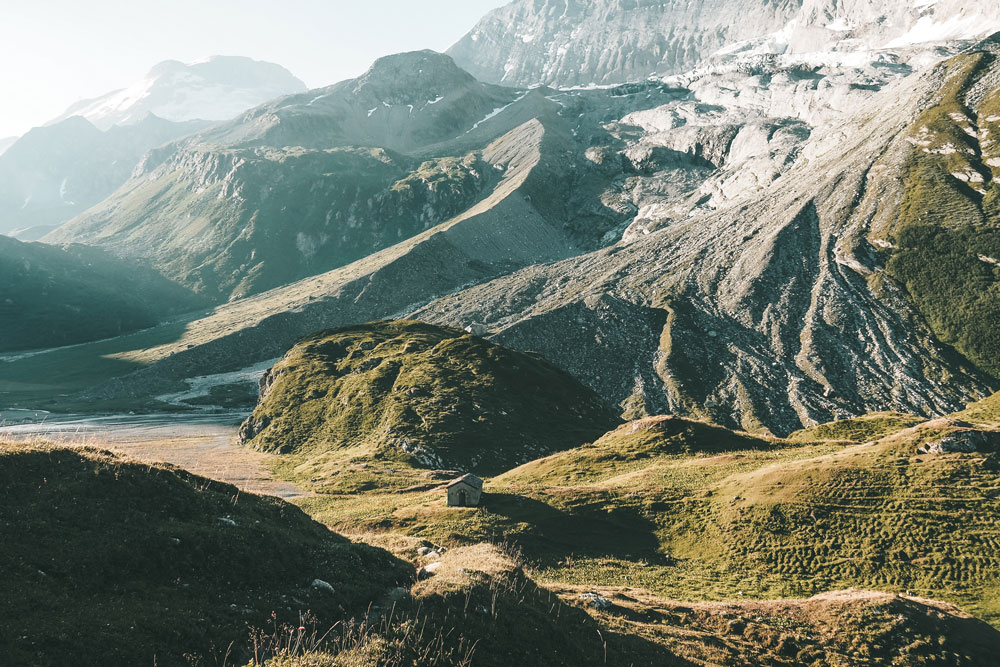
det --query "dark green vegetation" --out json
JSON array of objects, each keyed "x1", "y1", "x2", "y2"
[
  {"x1": 0, "y1": 317, "x2": 192, "y2": 410},
  {"x1": 884, "y1": 52, "x2": 1000, "y2": 376},
  {"x1": 0, "y1": 441, "x2": 409, "y2": 667},
  {"x1": 0, "y1": 235, "x2": 206, "y2": 352},
  {"x1": 240, "y1": 321, "x2": 618, "y2": 476}
]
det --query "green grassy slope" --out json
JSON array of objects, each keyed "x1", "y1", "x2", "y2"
[
  {"x1": 882, "y1": 52, "x2": 1000, "y2": 376},
  {"x1": 0, "y1": 236, "x2": 206, "y2": 353},
  {"x1": 242, "y1": 541, "x2": 1000, "y2": 667},
  {"x1": 954, "y1": 389, "x2": 1000, "y2": 426},
  {"x1": 0, "y1": 441, "x2": 409, "y2": 667},
  {"x1": 786, "y1": 412, "x2": 926, "y2": 443},
  {"x1": 292, "y1": 410, "x2": 1000, "y2": 628},
  {"x1": 512, "y1": 418, "x2": 1000, "y2": 626},
  {"x1": 240, "y1": 320, "x2": 619, "y2": 477}
]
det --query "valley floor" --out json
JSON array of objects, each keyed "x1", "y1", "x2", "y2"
[
  {"x1": 6, "y1": 406, "x2": 1000, "y2": 665},
  {"x1": 0, "y1": 412, "x2": 305, "y2": 498}
]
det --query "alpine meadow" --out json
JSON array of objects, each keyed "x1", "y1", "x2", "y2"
[{"x1": 7, "y1": 1, "x2": 1000, "y2": 665}]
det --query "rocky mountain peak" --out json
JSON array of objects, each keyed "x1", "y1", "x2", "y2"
[{"x1": 352, "y1": 50, "x2": 477, "y2": 103}]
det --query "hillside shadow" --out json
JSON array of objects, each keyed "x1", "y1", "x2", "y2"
[{"x1": 481, "y1": 492, "x2": 664, "y2": 564}]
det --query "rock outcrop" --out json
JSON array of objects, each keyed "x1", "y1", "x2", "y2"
[{"x1": 919, "y1": 429, "x2": 1000, "y2": 454}]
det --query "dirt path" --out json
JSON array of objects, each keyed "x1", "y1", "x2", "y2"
[{"x1": 0, "y1": 413, "x2": 306, "y2": 499}]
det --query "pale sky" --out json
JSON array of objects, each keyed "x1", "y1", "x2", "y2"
[{"x1": 0, "y1": 0, "x2": 509, "y2": 138}]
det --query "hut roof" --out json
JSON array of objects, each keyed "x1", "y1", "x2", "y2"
[{"x1": 446, "y1": 473, "x2": 483, "y2": 490}]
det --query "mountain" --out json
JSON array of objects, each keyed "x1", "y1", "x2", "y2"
[
  {"x1": 414, "y1": 44, "x2": 1000, "y2": 435},
  {"x1": 0, "y1": 114, "x2": 208, "y2": 235},
  {"x1": 47, "y1": 51, "x2": 655, "y2": 300},
  {"x1": 449, "y1": 0, "x2": 1000, "y2": 87},
  {"x1": 0, "y1": 136, "x2": 16, "y2": 155},
  {"x1": 0, "y1": 56, "x2": 305, "y2": 236},
  {"x1": 238, "y1": 320, "x2": 619, "y2": 477},
  {"x1": 16, "y1": 38, "x2": 998, "y2": 436},
  {"x1": 0, "y1": 235, "x2": 206, "y2": 352},
  {"x1": 11, "y1": 21, "x2": 1000, "y2": 446},
  {"x1": 48, "y1": 56, "x2": 307, "y2": 130}
]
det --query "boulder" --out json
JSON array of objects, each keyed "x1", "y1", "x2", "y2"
[
  {"x1": 418, "y1": 562, "x2": 443, "y2": 579},
  {"x1": 919, "y1": 430, "x2": 999, "y2": 454},
  {"x1": 579, "y1": 592, "x2": 613, "y2": 610},
  {"x1": 464, "y1": 323, "x2": 489, "y2": 336},
  {"x1": 311, "y1": 579, "x2": 335, "y2": 594}
]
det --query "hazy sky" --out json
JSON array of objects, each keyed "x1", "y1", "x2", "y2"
[{"x1": 0, "y1": 0, "x2": 508, "y2": 138}]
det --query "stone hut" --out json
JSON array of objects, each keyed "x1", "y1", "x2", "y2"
[{"x1": 446, "y1": 473, "x2": 483, "y2": 507}]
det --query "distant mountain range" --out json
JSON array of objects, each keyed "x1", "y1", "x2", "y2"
[
  {"x1": 0, "y1": 115, "x2": 210, "y2": 238},
  {"x1": 47, "y1": 56, "x2": 306, "y2": 130},
  {"x1": 0, "y1": 57, "x2": 306, "y2": 238}
]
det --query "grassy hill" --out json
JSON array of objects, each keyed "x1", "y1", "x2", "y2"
[
  {"x1": 0, "y1": 235, "x2": 206, "y2": 352},
  {"x1": 18, "y1": 440, "x2": 994, "y2": 667},
  {"x1": 242, "y1": 539, "x2": 1000, "y2": 667},
  {"x1": 0, "y1": 440, "x2": 409, "y2": 667},
  {"x1": 288, "y1": 409, "x2": 1000, "y2": 628},
  {"x1": 239, "y1": 320, "x2": 619, "y2": 479},
  {"x1": 8, "y1": 405, "x2": 1000, "y2": 664}
]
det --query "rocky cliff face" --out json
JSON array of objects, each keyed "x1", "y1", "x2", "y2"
[
  {"x1": 448, "y1": 0, "x2": 1000, "y2": 87},
  {"x1": 448, "y1": 0, "x2": 799, "y2": 87},
  {"x1": 414, "y1": 43, "x2": 1000, "y2": 435},
  {"x1": 49, "y1": 144, "x2": 495, "y2": 299}
]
